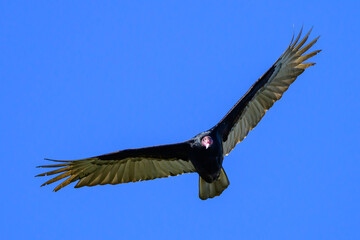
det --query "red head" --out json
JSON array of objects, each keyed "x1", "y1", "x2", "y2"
[{"x1": 201, "y1": 136, "x2": 213, "y2": 149}]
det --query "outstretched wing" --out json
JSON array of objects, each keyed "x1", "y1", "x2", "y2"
[
  {"x1": 215, "y1": 28, "x2": 321, "y2": 155},
  {"x1": 36, "y1": 142, "x2": 195, "y2": 191}
]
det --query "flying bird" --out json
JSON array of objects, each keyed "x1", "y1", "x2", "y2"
[{"x1": 37, "y1": 28, "x2": 320, "y2": 200}]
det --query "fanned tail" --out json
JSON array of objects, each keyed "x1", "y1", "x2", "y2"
[{"x1": 199, "y1": 168, "x2": 230, "y2": 200}]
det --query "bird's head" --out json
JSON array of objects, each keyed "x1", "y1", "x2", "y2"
[{"x1": 201, "y1": 136, "x2": 213, "y2": 149}]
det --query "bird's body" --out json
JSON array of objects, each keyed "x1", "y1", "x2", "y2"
[
  {"x1": 37, "y1": 28, "x2": 321, "y2": 200},
  {"x1": 189, "y1": 131, "x2": 223, "y2": 183}
]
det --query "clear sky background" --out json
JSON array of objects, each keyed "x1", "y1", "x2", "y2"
[{"x1": 1, "y1": 1, "x2": 359, "y2": 239}]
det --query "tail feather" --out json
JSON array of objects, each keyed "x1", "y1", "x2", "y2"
[{"x1": 199, "y1": 168, "x2": 230, "y2": 200}]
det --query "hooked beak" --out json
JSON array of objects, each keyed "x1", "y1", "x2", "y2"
[{"x1": 205, "y1": 143, "x2": 210, "y2": 149}]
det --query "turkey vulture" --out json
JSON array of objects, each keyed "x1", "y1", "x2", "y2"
[{"x1": 37, "y1": 28, "x2": 320, "y2": 200}]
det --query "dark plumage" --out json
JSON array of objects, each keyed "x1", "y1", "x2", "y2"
[{"x1": 36, "y1": 28, "x2": 321, "y2": 200}]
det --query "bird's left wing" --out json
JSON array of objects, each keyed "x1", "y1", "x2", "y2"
[
  {"x1": 36, "y1": 142, "x2": 195, "y2": 191},
  {"x1": 214, "y1": 28, "x2": 321, "y2": 155}
]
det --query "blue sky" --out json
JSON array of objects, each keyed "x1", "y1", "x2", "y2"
[{"x1": 1, "y1": 1, "x2": 359, "y2": 239}]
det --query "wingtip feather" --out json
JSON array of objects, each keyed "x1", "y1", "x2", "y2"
[
  {"x1": 44, "y1": 158, "x2": 72, "y2": 162},
  {"x1": 290, "y1": 26, "x2": 303, "y2": 48}
]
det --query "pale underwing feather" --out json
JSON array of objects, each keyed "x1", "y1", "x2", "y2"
[
  {"x1": 37, "y1": 156, "x2": 195, "y2": 191},
  {"x1": 223, "y1": 29, "x2": 320, "y2": 155}
]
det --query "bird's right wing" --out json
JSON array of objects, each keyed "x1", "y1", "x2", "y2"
[{"x1": 36, "y1": 142, "x2": 195, "y2": 191}]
